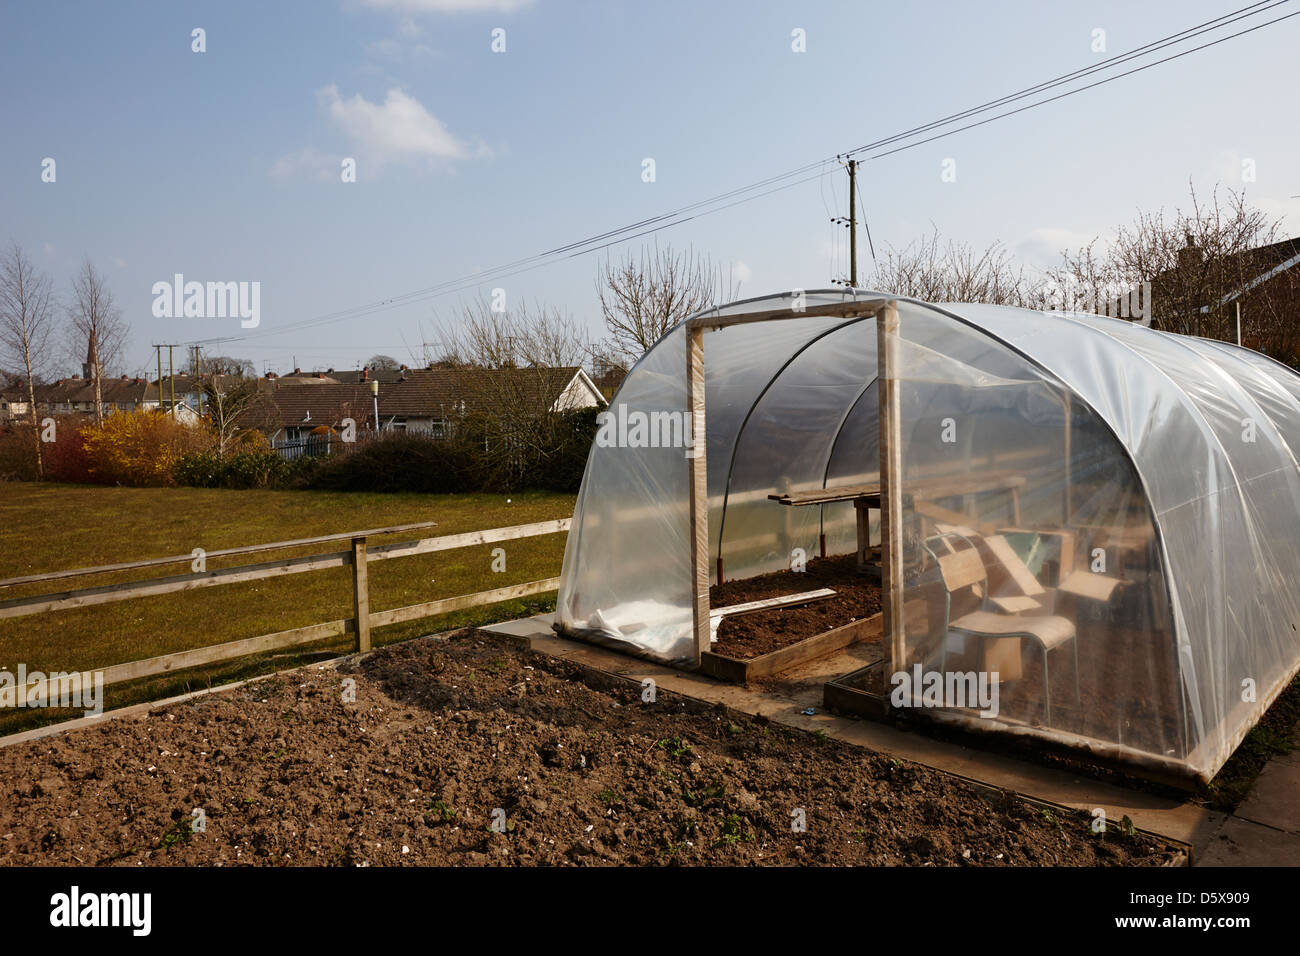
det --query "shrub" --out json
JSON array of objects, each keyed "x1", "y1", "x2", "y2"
[
  {"x1": 80, "y1": 409, "x2": 209, "y2": 486},
  {"x1": 0, "y1": 423, "x2": 40, "y2": 481},
  {"x1": 41, "y1": 420, "x2": 94, "y2": 483},
  {"x1": 303, "y1": 432, "x2": 479, "y2": 494},
  {"x1": 175, "y1": 447, "x2": 317, "y2": 489}
]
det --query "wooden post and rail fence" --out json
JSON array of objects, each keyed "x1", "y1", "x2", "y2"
[{"x1": 0, "y1": 518, "x2": 570, "y2": 699}]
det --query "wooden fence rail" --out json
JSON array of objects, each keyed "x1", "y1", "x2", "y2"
[{"x1": 9, "y1": 518, "x2": 570, "y2": 700}]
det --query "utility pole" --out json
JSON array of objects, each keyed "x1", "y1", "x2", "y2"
[
  {"x1": 153, "y1": 344, "x2": 182, "y2": 415},
  {"x1": 1236, "y1": 301, "x2": 1242, "y2": 347},
  {"x1": 848, "y1": 159, "x2": 857, "y2": 287},
  {"x1": 831, "y1": 157, "x2": 861, "y2": 288},
  {"x1": 192, "y1": 345, "x2": 204, "y2": 419}
]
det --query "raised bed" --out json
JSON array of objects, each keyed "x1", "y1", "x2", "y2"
[
  {"x1": 701, "y1": 611, "x2": 882, "y2": 683},
  {"x1": 823, "y1": 657, "x2": 893, "y2": 720}
]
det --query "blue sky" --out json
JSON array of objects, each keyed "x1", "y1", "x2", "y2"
[{"x1": 2, "y1": 0, "x2": 1297, "y2": 376}]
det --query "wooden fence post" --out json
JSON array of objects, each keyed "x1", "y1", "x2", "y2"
[{"x1": 352, "y1": 536, "x2": 370, "y2": 652}]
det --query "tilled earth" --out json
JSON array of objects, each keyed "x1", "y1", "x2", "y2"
[
  {"x1": 0, "y1": 630, "x2": 1178, "y2": 866},
  {"x1": 713, "y1": 555, "x2": 883, "y2": 659}
]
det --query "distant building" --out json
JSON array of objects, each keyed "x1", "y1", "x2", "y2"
[{"x1": 266, "y1": 365, "x2": 606, "y2": 446}]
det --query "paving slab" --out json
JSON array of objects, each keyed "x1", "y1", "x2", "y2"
[
  {"x1": 1197, "y1": 816, "x2": 1300, "y2": 867},
  {"x1": 1233, "y1": 747, "x2": 1300, "y2": 834}
]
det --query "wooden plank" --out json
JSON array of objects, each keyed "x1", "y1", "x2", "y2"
[
  {"x1": 686, "y1": 323, "x2": 711, "y2": 664},
  {"x1": 352, "y1": 537, "x2": 370, "y2": 653},
  {"x1": 989, "y1": 594, "x2": 1042, "y2": 614},
  {"x1": 367, "y1": 577, "x2": 561, "y2": 629},
  {"x1": 981, "y1": 534, "x2": 1046, "y2": 597},
  {"x1": 877, "y1": 301, "x2": 906, "y2": 673},
  {"x1": 90, "y1": 618, "x2": 352, "y2": 689},
  {"x1": 936, "y1": 547, "x2": 986, "y2": 592},
  {"x1": 769, "y1": 484, "x2": 880, "y2": 507},
  {"x1": 710, "y1": 588, "x2": 836, "y2": 623},
  {"x1": 686, "y1": 300, "x2": 882, "y2": 332},
  {"x1": 1059, "y1": 569, "x2": 1122, "y2": 602},
  {"x1": 0, "y1": 549, "x2": 353, "y2": 621},
  {"x1": 0, "y1": 522, "x2": 439, "y2": 590},
  {"x1": 367, "y1": 519, "x2": 571, "y2": 562}
]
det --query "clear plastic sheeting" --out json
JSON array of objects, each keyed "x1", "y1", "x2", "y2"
[{"x1": 557, "y1": 290, "x2": 1300, "y2": 782}]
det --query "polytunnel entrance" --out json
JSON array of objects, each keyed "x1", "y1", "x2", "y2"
[{"x1": 558, "y1": 290, "x2": 1300, "y2": 784}]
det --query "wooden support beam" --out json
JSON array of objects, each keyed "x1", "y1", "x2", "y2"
[
  {"x1": 352, "y1": 537, "x2": 370, "y2": 653},
  {"x1": 877, "y1": 300, "x2": 906, "y2": 674},
  {"x1": 686, "y1": 324, "x2": 711, "y2": 665}
]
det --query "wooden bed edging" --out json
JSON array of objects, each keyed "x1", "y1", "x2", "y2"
[{"x1": 700, "y1": 611, "x2": 883, "y2": 683}]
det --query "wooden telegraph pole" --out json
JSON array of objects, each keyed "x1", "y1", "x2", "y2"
[{"x1": 848, "y1": 159, "x2": 857, "y2": 287}]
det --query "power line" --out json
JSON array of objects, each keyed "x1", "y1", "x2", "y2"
[{"x1": 194, "y1": 2, "x2": 1295, "y2": 348}]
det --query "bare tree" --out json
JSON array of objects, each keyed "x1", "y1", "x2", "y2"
[
  {"x1": 190, "y1": 353, "x2": 255, "y2": 378},
  {"x1": 1048, "y1": 183, "x2": 1284, "y2": 342},
  {"x1": 424, "y1": 297, "x2": 595, "y2": 485},
  {"x1": 870, "y1": 227, "x2": 1034, "y2": 306},
  {"x1": 0, "y1": 243, "x2": 57, "y2": 478},
  {"x1": 67, "y1": 259, "x2": 128, "y2": 427},
  {"x1": 596, "y1": 243, "x2": 737, "y2": 364},
  {"x1": 203, "y1": 376, "x2": 277, "y2": 454},
  {"x1": 366, "y1": 354, "x2": 401, "y2": 371}
]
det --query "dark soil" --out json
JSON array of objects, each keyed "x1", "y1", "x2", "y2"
[
  {"x1": 711, "y1": 555, "x2": 882, "y2": 659},
  {"x1": 0, "y1": 630, "x2": 1177, "y2": 866}
]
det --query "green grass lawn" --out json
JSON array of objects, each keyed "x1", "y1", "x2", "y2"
[{"x1": 0, "y1": 483, "x2": 575, "y2": 733}]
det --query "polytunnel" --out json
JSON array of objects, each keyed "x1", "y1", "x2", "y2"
[{"x1": 557, "y1": 290, "x2": 1300, "y2": 783}]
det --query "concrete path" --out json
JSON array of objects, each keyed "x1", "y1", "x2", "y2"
[{"x1": 1197, "y1": 729, "x2": 1300, "y2": 865}]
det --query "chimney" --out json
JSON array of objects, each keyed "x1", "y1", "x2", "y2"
[
  {"x1": 326, "y1": 367, "x2": 335, "y2": 374},
  {"x1": 1178, "y1": 232, "x2": 1203, "y2": 271},
  {"x1": 362, "y1": 367, "x2": 369, "y2": 381},
  {"x1": 293, "y1": 367, "x2": 301, "y2": 375}
]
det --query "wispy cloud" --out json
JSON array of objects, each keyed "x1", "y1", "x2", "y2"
[{"x1": 269, "y1": 146, "x2": 344, "y2": 182}]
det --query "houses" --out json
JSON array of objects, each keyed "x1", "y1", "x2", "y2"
[
  {"x1": 265, "y1": 365, "x2": 606, "y2": 447},
  {"x1": 1152, "y1": 235, "x2": 1300, "y2": 363}
]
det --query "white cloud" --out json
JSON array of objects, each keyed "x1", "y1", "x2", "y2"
[
  {"x1": 360, "y1": 0, "x2": 533, "y2": 12},
  {"x1": 272, "y1": 86, "x2": 485, "y2": 181},
  {"x1": 363, "y1": 36, "x2": 436, "y2": 62},
  {"x1": 318, "y1": 84, "x2": 485, "y2": 170}
]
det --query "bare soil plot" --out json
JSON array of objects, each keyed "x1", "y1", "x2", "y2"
[
  {"x1": 711, "y1": 554, "x2": 882, "y2": 659},
  {"x1": 0, "y1": 630, "x2": 1178, "y2": 866}
]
